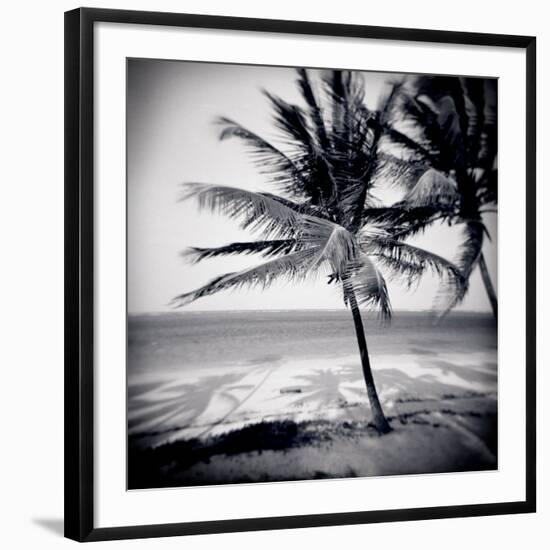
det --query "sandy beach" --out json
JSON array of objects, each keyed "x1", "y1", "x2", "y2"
[{"x1": 128, "y1": 310, "x2": 497, "y2": 488}]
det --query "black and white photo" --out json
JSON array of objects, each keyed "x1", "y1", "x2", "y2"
[{"x1": 127, "y1": 59, "x2": 498, "y2": 489}]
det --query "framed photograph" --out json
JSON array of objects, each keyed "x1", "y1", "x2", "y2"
[{"x1": 65, "y1": 7, "x2": 536, "y2": 542}]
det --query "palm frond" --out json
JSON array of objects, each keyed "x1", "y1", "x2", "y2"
[
  {"x1": 343, "y1": 256, "x2": 392, "y2": 321},
  {"x1": 476, "y1": 168, "x2": 498, "y2": 206},
  {"x1": 183, "y1": 239, "x2": 297, "y2": 263},
  {"x1": 363, "y1": 204, "x2": 456, "y2": 238},
  {"x1": 216, "y1": 117, "x2": 309, "y2": 197},
  {"x1": 301, "y1": 217, "x2": 359, "y2": 276},
  {"x1": 263, "y1": 90, "x2": 313, "y2": 146},
  {"x1": 171, "y1": 248, "x2": 319, "y2": 307},
  {"x1": 296, "y1": 68, "x2": 330, "y2": 150},
  {"x1": 260, "y1": 192, "x2": 330, "y2": 219},
  {"x1": 476, "y1": 78, "x2": 497, "y2": 169},
  {"x1": 180, "y1": 183, "x2": 302, "y2": 239},
  {"x1": 263, "y1": 90, "x2": 340, "y2": 207},
  {"x1": 316, "y1": 70, "x2": 378, "y2": 221},
  {"x1": 376, "y1": 79, "x2": 404, "y2": 126},
  {"x1": 455, "y1": 220, "x2": 485, "y2": 278},
  {"x1": 361, "y1": 234, "x2": 466, "y2": 296},
  {"x1": 382, "y1": 125, "x2": 433, "y2": 163},
  {"x1": 323, "y1": 77, "x2": 390, "y2": 231},
  {"x1": 432, "y1": 95, "x2": 465, "y2": 159},
  {"x1": 371, "y1": 152, "x2": 429, "y2": 191},
  {"x1": 385, "y1": 83, "x2": 462, "y2": 171},
  {"x1": 432, "y1": 221, "x2": 484, "y2": 318},
  {"x1": 322, "y1": 70, "x2": 366, "y2": 127},
  {"x1": 404, "y1": 168, "x2": 459, "y2": 207},
  {"x1": 462, "y1": 77, "x2": 486, "y2": 162}
]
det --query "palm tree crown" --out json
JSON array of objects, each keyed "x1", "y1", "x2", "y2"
[
  {"x1": 172, "y1": 69, "x2": 464, "y2": 316},
  {"x1": 366, "y1": 76, "x2": 498, "y2": 317}
]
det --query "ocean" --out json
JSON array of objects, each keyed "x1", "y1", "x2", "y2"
[{"x1": 128, "y1": 310, "x2": 497, "y2": 376}]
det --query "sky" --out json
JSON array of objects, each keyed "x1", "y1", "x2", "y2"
[{"x1": 127, "y1": 59, "x2": 497, "y2": 314}]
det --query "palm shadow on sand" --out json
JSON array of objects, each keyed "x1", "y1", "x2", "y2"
[
  {"x1": 129, "y1": 358, "x2": 285, "y2": 441},
  {"x1": 128, "y1": 351, "x2": 496, "y2": 449},
  {"x1": 337, "y1": 358, "x2": 496, "y2": 404},
  {"x1": 276, "y1": 368, "x2": 362, "y2": 410},
  {"x1": 128, "y1": 371, "x2": 253, "y2": 434}
]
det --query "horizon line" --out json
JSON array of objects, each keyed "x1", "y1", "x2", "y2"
[{"x1": 127, "y1": 308, "x2": 494, "y2": 316}]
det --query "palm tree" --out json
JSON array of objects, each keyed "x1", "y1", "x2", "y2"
[
  {"x1": 367, "y1": 76, "x2": 498, "y2": 319},
  {"x1": 172, "y1": 69, "x2": 465, "y2": 433}
]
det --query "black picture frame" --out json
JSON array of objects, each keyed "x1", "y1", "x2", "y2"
[{"x1": 65, "y1": 7, "x2": 537, "y2": 542}]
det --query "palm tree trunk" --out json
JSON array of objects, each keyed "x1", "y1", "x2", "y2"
[
  {"x1": 346, "y1": 286, "x2": 391, "y2": 434},
  {"x1": 478, "y1": 252, "x2": 497, "y2": 321}
]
